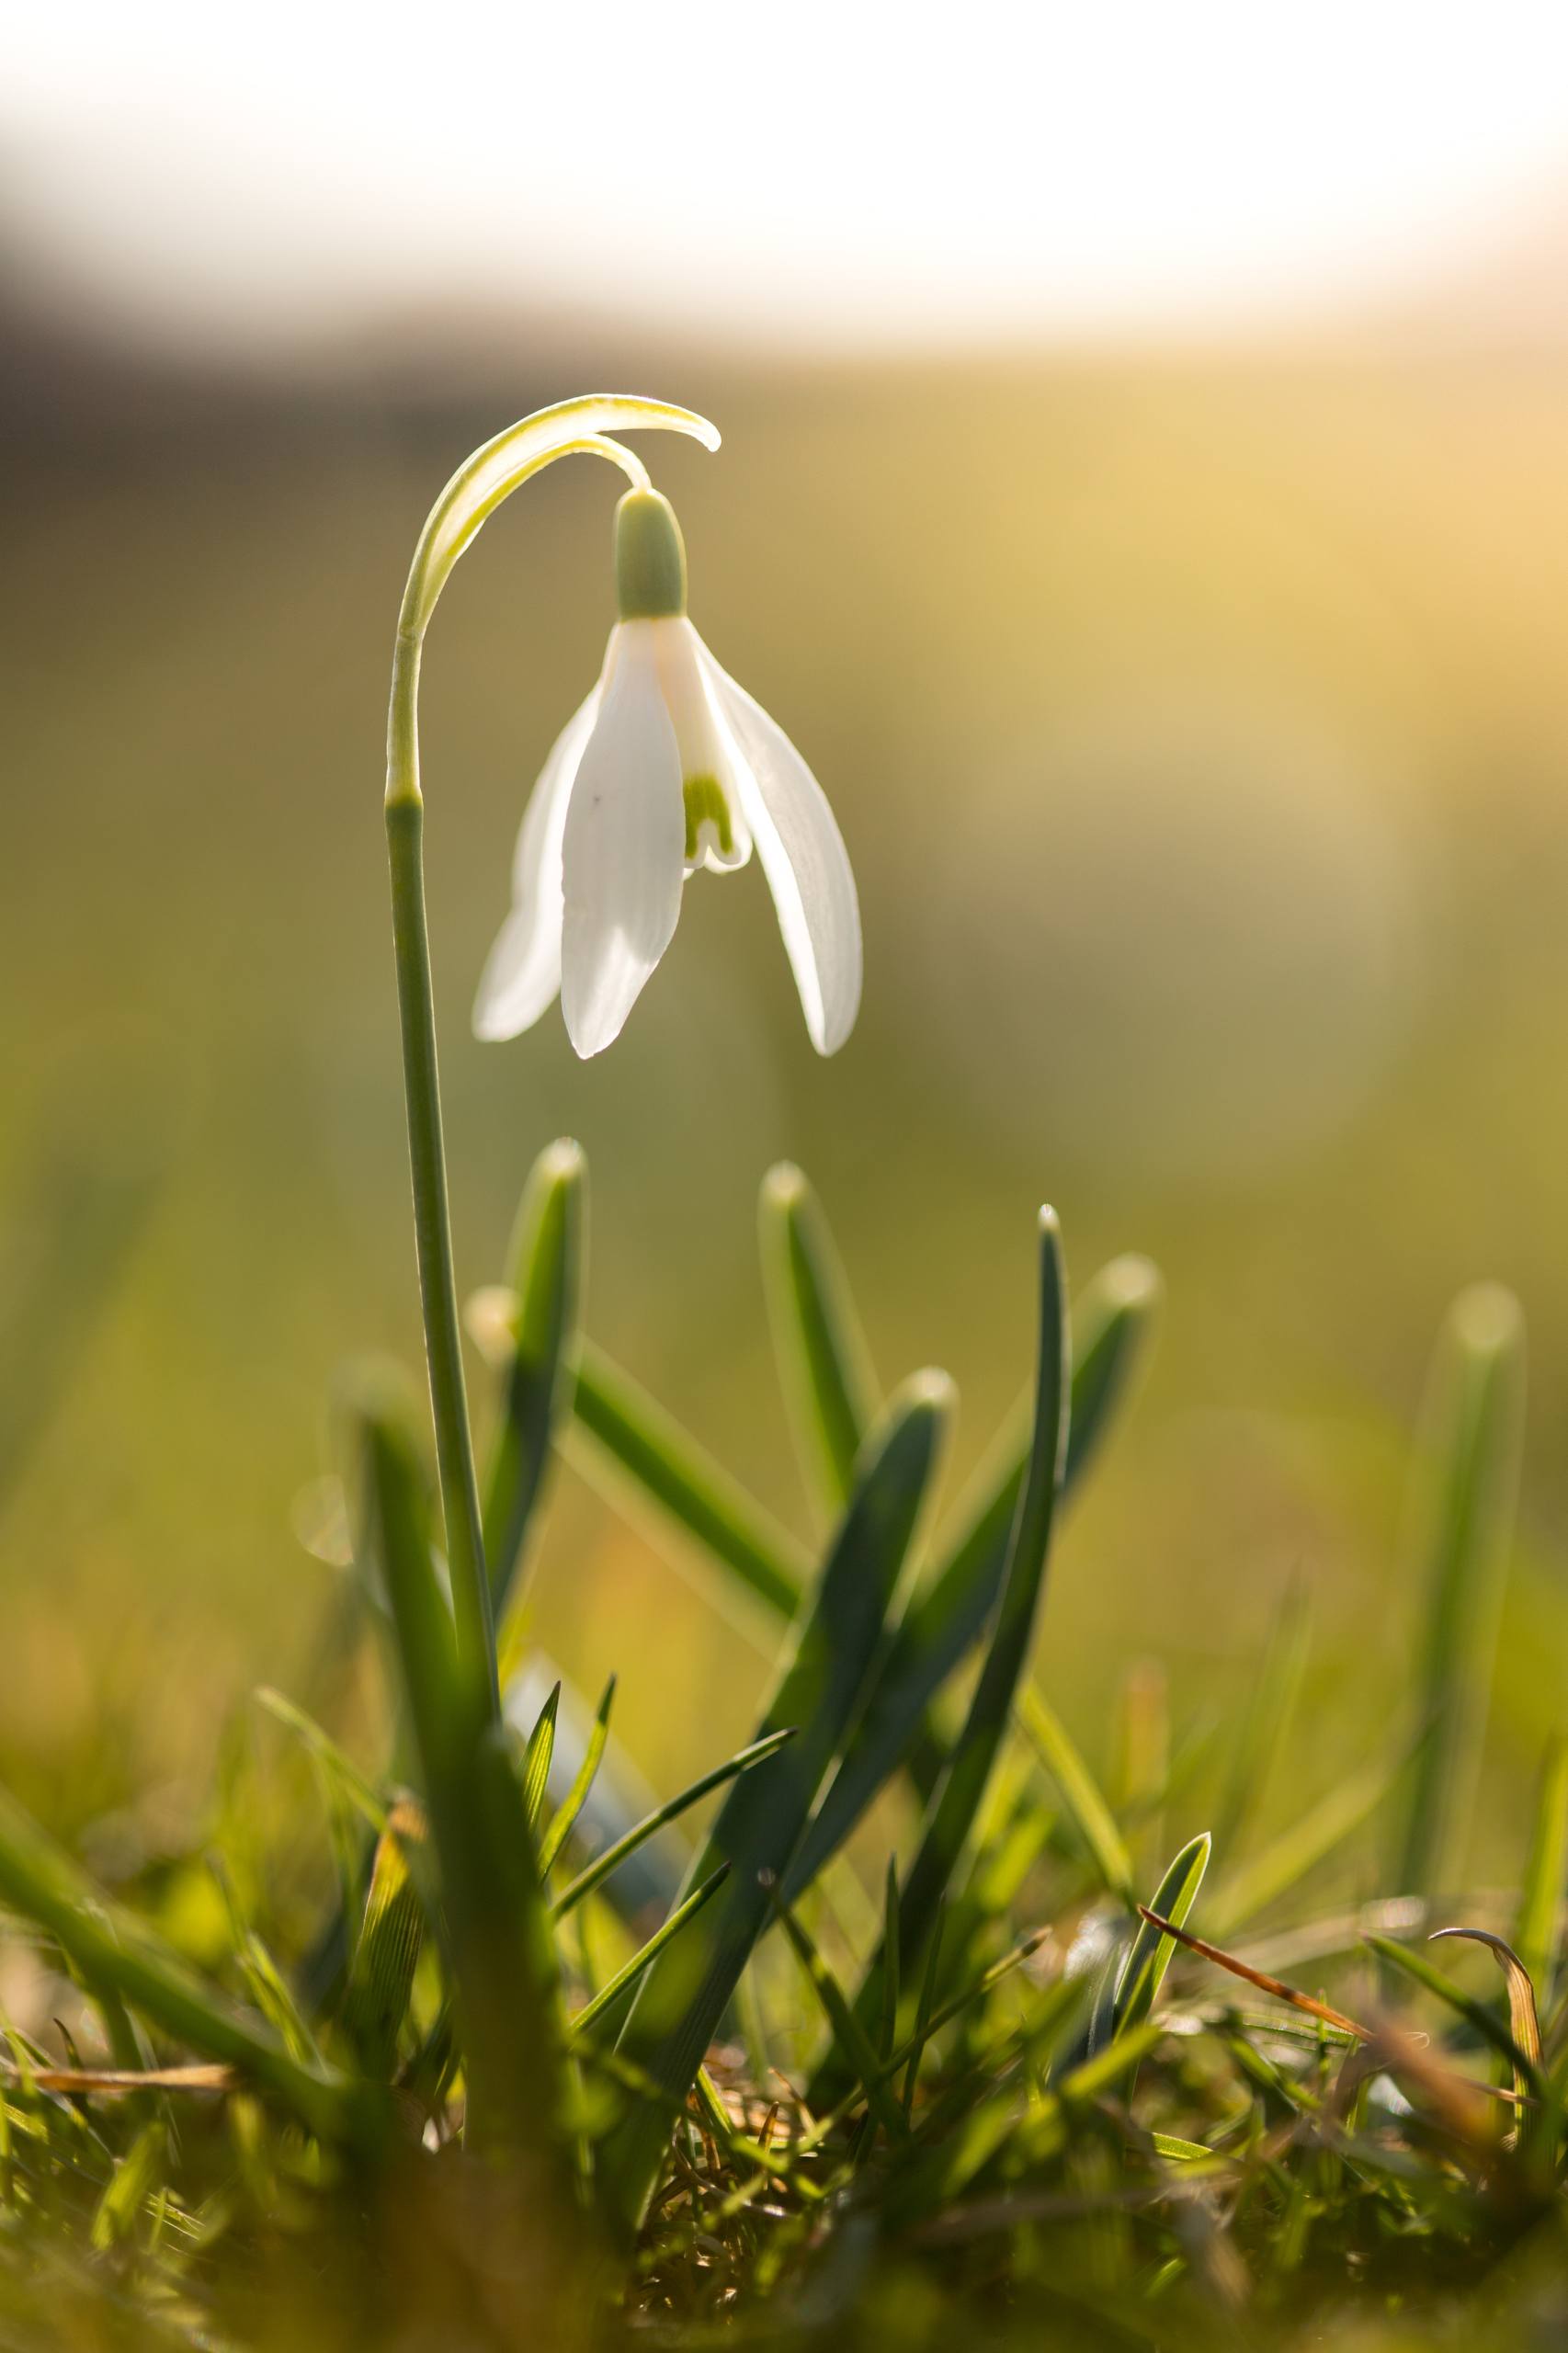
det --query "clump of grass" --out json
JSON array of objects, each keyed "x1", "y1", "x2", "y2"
[{"x1": 0, "y1": 1126, "x2": 1561, "y2": 2351}]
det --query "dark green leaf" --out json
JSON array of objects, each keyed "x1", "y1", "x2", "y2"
[
  {"x1": 775, "y1": 1904, "x2": 907, "y2": 2143},
  {"x1": 892, "y1": 1211, "x2": 1070, "y2": 1971},
  {"x1": 350, "y1": 1366, "x2": 564, "y2": 2162},
  {"x1": 789, "y1": 1250, "x2": 1158, "y2": 1892},
  {"x1": 478, "y1": 1139, "x2": 586, "y2": 1617},
  {"x1": 596, "y1": 1371, "x2": 952, "y2": 2239}
]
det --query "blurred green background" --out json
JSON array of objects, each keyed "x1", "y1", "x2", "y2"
[{"x1": 6, "y1": 285, "x2": 1568, "y2": 1903}]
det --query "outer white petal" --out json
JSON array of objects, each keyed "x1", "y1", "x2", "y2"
[
  {"x1": 472, "y1": 686, "x2": 600, "y2": 1040},
  {"x1": 699, "y1": 644, "x2": 862, "y2": 1054},
  {"x1": 561, "y1": 626, "x2": 686, "y2": 1058}
]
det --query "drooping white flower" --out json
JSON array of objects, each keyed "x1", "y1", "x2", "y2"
[{"x1": 473, "y1": 489, "x2": 860, "y2": 1060}]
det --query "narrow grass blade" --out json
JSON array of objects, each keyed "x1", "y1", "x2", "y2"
[
  {"x1": 551, "y1": 1729, "x2": 798, "y2": 1920},
  {"x1": 570, "y1": 1867, "x2": 731, "y2": 2043},
  {"x1": 597, "y1": 1372, "x2": 952, "y2": 2240},
  {"x1": 1017, "y1": 1686, "x2": 1134, "y2": 1906},
  {"x1": 690, "y1": 2063, "x2": 733, "y2": 2148},
  {"x1": 569, "y1": 1341, "x2": 806, "y2": 1619},
  {"x1": 1211, "y1": 1573, "x2": 1312, "y2": 1864},
  {"x1": 1516, "y1": 1735, "x2": 1568, "y2": 2014},
  {"x1": 1367, "y1": 1932, "x2": 1543, "y2": 2096},
  {"x1": 351, "y1": 1368, "x2": 564, "y2": 2163},
  {"x1": 903, "y1": 1932, "x2": 1062, "y2": 2094},
  {"x1": 254, "y1": 1688, "x2": 388, "y2": 1836},
  {"x1": 903, "y1": 1904, "x2": 947, "y2": 2120},
  {"x1": 0, "y1": 1782, "x2": 371, "y2": 2147},
  {"x1": 790, "y1": 1252, "x2": 1158, "y2": 1892},
  {"x1": 521, "y1": 1684, "x2": 562, "y2": 1829},
  {"x1": 1059, "y1": 2018, "x2": 1165, "y2": 2103},
  {"x1": 509, "y1": 1659, "x2": 681, "y2": 1923},
  {"x1": 905, "y1": 1969, "x2": 1083, "y2": 2157},
  {"x1": 540, "y1": 1677, "x2": 615, "y2": 1878},
  {"x1": 229, "y1": 1923, "x2": 322, "y2": 2070},
  {"x1": 880, "y1": 1859, "x2": 902, "y2": 2064},
  {"x1": 894, "y1": 2086, "x2": 1019, "y2": 2211},
  {"x1": 91, "y1": 2120, "x2": 166, "y2": 2251},
  {"x1": 1395, "y1": 1284, "x2": 1525, "y2": 1901},
  {"x1": 475, "y1": 1139, "x2": 585, "y2": 1617},
  {"x1": 1428, "y1": 1927, "x2": 1542, "y2": 2108},
  {"x1": 892, "y1": 1211, "x2": 1070, "y2": 1972},
  {"x1": 1109, "y1": 1832, "x2": 1211, "y2": 2040},
  {"x1": 341, "y1": 1798, "x2": 426, "y2": 2077},
  {"x1": 760, "y1": 1163, "x2": 880, "y2": 1518},
  {"x1": 804, "y1": 1214, "x2": 1068, "y2": 2112},
  {"x1": 774, "y1": 1905, "x2": 907, "y2": 2143},
  {"x1": 960, "y1": 1752, "x2": 1052, "y2": 1925},
  {"x1": 891, "y1": 1982, "x2": 1088, "y2": 2217}
]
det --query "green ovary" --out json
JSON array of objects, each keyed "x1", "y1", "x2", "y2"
[{"x1": 683, "y1": 774, "x2": 734, "y2": 861}]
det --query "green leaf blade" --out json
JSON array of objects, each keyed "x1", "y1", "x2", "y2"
[
  {"x1": 595, "y1": 1370, "x2": 952, "y2": 2240},
  {"x1": 760, "y1": 1162, "x2": 880, "y2": 1518},
  {"x1": 790, "y1": 1250, "x2": 1158, "y2": 1891},
  {"x1": 1395, "y1": 1284, "x2": 1525, "y2": 1902},
  {"x1": 1111, "y1": 1831, "x2": 1212, "y2": 2042},
  {"x1": 477, "y1": 1138, "x2": 586, "y2": 1618},
  {"x1": 1017, "y1": 1687, "x2": 1135, "y2": 1906},
  {"x1": 570, "y1": 1342, "x2": 806, "y2": 1620}
]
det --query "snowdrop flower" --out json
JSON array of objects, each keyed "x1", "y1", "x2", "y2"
[{"x1": 473, "y1": 489, "x2": 860, "y2": 1059}]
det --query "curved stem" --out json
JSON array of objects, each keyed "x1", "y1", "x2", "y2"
[{"x1": 382, "y1": 412, "x2": 718, "y2": 1733}]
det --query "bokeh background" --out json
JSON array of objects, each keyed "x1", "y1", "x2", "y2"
[{"x1": 6, "y1": 2, "x2": 1568, "y2": 1902}]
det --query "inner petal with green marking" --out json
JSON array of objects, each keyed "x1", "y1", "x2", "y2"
[
  {"x1": 647, "y1": 616, "x2": 753, "y2": 875},
  {"x1": 684, "y1": 774, "x2": 734, "y2": 862}
]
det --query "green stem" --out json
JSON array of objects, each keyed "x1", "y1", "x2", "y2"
[
  {"x1": 386, "y1": 632, "x2": 496, "y2": 1724},
  {"x1": 380, "y1": 413, "x2": 712, "y2": 1725},
  {"x1": 375, "y1": 400, "x2": 720, "y2": 2170}
]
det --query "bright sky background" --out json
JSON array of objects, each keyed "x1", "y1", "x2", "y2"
[{"x1": 6, "y1": 0, "x2": 1568, "y2": 355}]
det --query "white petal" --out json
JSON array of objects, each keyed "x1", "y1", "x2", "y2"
[
  {"x1": 699, "y1": 644, "x2": 861, "y2": 1054},
  {"x1": 561, "y1": 626, "x2": 686, "y2": 1058},
  {"x1": 472, "y1": 685, "x2": 600, "y2": 1040}
]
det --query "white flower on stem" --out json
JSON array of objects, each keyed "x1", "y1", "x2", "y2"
[{"x1": 473, "y1": 489, "x2": 860, "y2": 1060}]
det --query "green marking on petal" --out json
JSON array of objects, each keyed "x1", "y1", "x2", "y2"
[{"x1": 684, "y1": 775, "x2": 734, "y2": 862}]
